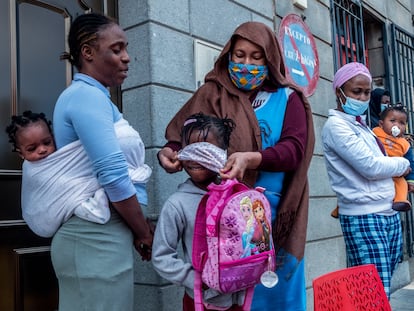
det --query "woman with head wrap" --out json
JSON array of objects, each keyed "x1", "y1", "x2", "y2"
[
  {"x1": 157, "y1": 21, "x2": 315, "y2": 310},
  {"x1": 368, "y1": 88, "x2": 391, "y2": 128},
  {"x1": 322, "y1": 62, "x2": 410, "y2": 298}
]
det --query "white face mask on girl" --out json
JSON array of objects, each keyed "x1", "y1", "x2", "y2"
[{"x1": 339, "y1": 88, "x2": 370, "y2": 116}]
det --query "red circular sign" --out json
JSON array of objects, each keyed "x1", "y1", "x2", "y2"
[{"x1": 278, "y1": 14, "x2": 319, "y2": 97}]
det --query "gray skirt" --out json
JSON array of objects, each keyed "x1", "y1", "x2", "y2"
[{"x1": 51, "y1": 210, "x2": 134, "y2": 311}]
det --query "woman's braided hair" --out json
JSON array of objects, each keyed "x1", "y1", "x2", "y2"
[
  {"x1": 181, "y1": 112, "x2": 235, "y2": 149},
  {"x1": 60, "y1": 12, "x2": 115, "y2": 69},
  {"x1": 5, "y1": 110, "x2": 52, "y2": 152}
]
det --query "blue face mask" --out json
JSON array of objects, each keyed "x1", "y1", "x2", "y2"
[
  {"x1": 380, "y1": 103, "x2": 388, "y2": 112},
  {"x1": 339, "y1": 89, "x2": 369, "y2": 116}
]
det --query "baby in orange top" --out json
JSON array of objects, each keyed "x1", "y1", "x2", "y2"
[{"x1": 373, "y1": 103, "x2": 414, "y2": 212}]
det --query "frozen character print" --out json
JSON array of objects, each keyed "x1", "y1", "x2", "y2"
[
  {"x1": 239, "y1": 196, "x2": 259, "y2": 258},
  {"x1": 252, "y1": 199, "x2": 271, "y2": 253}
]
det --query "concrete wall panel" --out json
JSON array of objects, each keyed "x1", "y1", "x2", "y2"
[{"x1": 307, "y1": 197, "x2": 342, "y2": 241}]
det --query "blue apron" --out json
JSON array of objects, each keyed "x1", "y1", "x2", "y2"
[{"x1": 251, "y1": 89, "x2": 306, "y2": 311}]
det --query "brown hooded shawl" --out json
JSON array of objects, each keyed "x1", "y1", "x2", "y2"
[{"x1": 165, "y1": 21, "x2": 315, "y2": 261}]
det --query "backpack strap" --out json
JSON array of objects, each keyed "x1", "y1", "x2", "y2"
[
  {"x1": 192, "y1": 195, "x2": 209, "y2": 272},
  {"x1": 241, "y1": 287, "x2": 255, "y2": 311},
  {"x1": 193, "y1": 270, "x2": 204, "y2": 311},
  {"x1": 193, "y1": 194, "x2": 208, "y2": 311}
]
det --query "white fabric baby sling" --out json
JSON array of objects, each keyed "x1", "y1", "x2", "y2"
[{"x1": 21, "y1": 118, "x2": 152, "y2": 237}]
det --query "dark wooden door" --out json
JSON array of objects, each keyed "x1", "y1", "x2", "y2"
[{"x1": 0, "y1": 1, "x2": 115, "y2": 310}]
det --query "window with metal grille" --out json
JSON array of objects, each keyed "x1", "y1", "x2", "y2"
[
  {"x1": 391, "y1": 24, "x2": 414, "y2": 258},
  {"x1": 392, "y1": 25, "x2": 414, "y2": 132},
  {"x1": 330, "y1": 0, "x2": 367, "y2": 69}
]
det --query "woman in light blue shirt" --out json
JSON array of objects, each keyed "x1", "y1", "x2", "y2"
[{"x1": 51, "y1": 13, "x2": 153, "y2": 311}]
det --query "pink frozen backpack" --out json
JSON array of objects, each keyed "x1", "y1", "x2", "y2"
[{"x1": 192, "y1": 178, "x2": 276, "y2": 311}]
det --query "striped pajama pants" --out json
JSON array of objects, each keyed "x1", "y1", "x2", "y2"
[{"x1": 339, "y1": 212, "x2": 403, "y2": 298}]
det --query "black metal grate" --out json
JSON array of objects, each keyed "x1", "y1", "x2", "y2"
[
  {"x1": 331, "y1": 0, "x2": 366, "y2": 70},
  {"x1": 392, "y1": 24, "x2": 414, "y2": 258}
]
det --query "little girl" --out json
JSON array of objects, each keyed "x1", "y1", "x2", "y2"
[
  {"x1": 152, "y1": 113, "x2": 246, "y2": 311},
  {"x1": 6, "y1": 110, "x2": 151, "y2": 237}
]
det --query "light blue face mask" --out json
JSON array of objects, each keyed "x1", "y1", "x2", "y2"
[
  {"x1": 339, "y1": 89, "x2": 369, "y2": 116},
  {"x1": 380, "y1": 103, "x2": 388, "y2": 112}
]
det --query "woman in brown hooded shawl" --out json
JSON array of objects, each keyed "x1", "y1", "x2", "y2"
[{"x1": 158, "y1": 21, "x2": 315, "y2": 310}]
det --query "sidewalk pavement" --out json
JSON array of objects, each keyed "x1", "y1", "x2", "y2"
[{"x1": 390, "y1": 281, "x2": 414, "y2": 310}]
